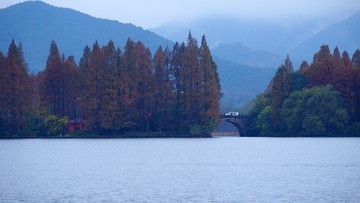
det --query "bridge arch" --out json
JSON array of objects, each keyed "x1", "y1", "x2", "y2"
[
  {"x1": 222, "y1": 117, "x2": 247, "y2": 136},
  {"x1": 213, "y1": 116, "x2": 247, "y2": 136}
]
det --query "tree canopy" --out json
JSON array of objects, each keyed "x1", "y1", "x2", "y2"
[
  {"x1": 248, "y1": 45, "x2": 360, "y2": 136},
  {"x1": 0, "y1": 34, "x2": 222, "y2": 137}
]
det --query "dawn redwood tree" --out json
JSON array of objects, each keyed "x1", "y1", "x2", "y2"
[
  {"x1": 63, "y1": 56, "x2": 78, "y2": 119},
  {"x1": 333, "y1": 46, "x2": 341, "y2": 59},
  {"x1": 269, "y1": 56, "x2": 293, "y2": 130},
  {"x1": 353, "y1": 49, "x2": 360, "y2": 67},
  {"x1": 182, "y1": 32, "x2": 202, "y2": 125},
  {"x1": 80, "y1": 41, "x2": 103, "y2": 130},
  {"x1": 153, "y1": 46, "x2": 174, "y2": 131},
  {"x1": 342, "y1": 51, "x2": 352, "y2": 68},
  {"x1": 332, "y1": 51, "x2": 355, "y2": 118},
  {"x1": 96, "y1": 41, "x2": 119, "y2": 131},
  {"x1": 133, "y1": 41, "x2": 153, "y2": 131},
  {"x1": 78, "y1": 45, "x2": 91, "y2": 97},
  {"x1": 41, "y1": 41, "x2": 66, "y2": 116},
  {"x1": 199, "y1": 35, "x2": 221, "y2": 122},
  {"x1": 299, "y1": 61, "x2": 309, "y2": 73},
  {"x1": 306, "y1": 46, "x2": 337, "y2": 87},
  {"x1": 29, "y1": 72, "x2": 42, "y2": 114},
  {"x1": 41, "y1": 41, "x2": 78, "y2": 120},
  {"x1": 117, "y1": 38, "x2": 138, "y2": 130},
  {"x1": 0, "y1": 51, "x2": 5, "y2": 131},
  {"x1": 170, "y1": 42, "x2": 185, "y2": 128},
  {"x1": 351, "y1": 49, "x2": 360, "y2": 122},
  {"x1": 313, "y1": 44, "x2": 331, "y2": 63},
  {"x1": 0, "y1": 40, "x2": 30, "y2": 136}
]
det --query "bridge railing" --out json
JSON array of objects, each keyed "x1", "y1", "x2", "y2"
[{"x1": 221, "y1": 114, "x2": 247, "y2": 119}]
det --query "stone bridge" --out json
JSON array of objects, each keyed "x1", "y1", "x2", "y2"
[{"x1": 213, "y1": 115, "x2": 247, "y2": 136}]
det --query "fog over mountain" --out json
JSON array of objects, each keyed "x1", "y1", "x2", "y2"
[
  {"x1": 0, "y1": 1, "x2": 172, "y2": 72},
  {"x1": 290, "y1": 11, "x2": 360, "y2": 63},
  {"x1": 152, "y1": 12, "x2": 360, "y2": 68},
  {"x1": 152, "y1": 17, "x2": 318, "y2": 53},
  {"x1": 211, "y1": 43, "x2": 283, "y2": 68}
]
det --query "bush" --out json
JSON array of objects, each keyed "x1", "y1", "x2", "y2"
[
  {"x1": 302, "y1": 115, "x2": 325, "y2": 136},
  {"x1": 190, "y1": 119, "x2": 218, "y2": 136},
  {"x1": 44, "y1": 115, "x2": 68, "y2": 136}
]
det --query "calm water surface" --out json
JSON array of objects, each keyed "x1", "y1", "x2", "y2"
[{"x1": 0, "y1": 137, "x2": 359, "y2": 202}]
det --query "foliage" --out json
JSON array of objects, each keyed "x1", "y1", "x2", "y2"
[
  {"x1": 190, "y1": 118, "x2": 219, "y2": 136},
  {"x1": 0, "y1": 34, "x2": 221, "y2": 137},
  {"x1": 248, "y1": 45, "x2": 360, "y2": 136},
  {"x1": 266, "y1": 56, "x2": 293, "y2": 130},
  {"x1": 0, "y1": 40, "x2": 30, "y2": 137},
  {"x1": 302, "y1": 115, "x2": 325, "y2": 136},
  {"x1": 281, "y1": 85, "x2": 349, "y2": 136},
  {"x1": 255, "y1": 106, "x2": 272, "y2": 134},
  {"x1": 43, "y1": 115, "x2": 68, "y2": 136}
]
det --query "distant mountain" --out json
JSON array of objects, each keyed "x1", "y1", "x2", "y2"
[
  {"x1": 211, "y1": 43, "x2": 283, "y2": 68},
  {"x1": 151, "y1": 17, "x2": 320, "y2": 54},
  {"x1": 152, "y1": 13, "x2": 360, "y2": 69},
  {"x1": 0, "y1": 1, "x2": 172, "y2": 72},
  {"x1": 214, "y1": 56, "x2": 276, "y2": 112},
  {"x1": 290, "y1": 11, "x2": 360, "y2": 63}
]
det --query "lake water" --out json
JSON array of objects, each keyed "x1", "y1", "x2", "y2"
[{"x1": 0, "y1": 137, "x2": 359, "y2": 202}]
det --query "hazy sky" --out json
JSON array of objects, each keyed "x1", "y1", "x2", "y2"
[{"x1": 1, "y1": 0, "x2": 360, "y2": 28}]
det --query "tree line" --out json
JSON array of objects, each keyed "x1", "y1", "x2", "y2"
[
  {"x1": 0, "y1": 33, "x2": 222, "y2": 137},
  {"x1": 248, "y1": 45, "x2": 360, "y2": 136}
]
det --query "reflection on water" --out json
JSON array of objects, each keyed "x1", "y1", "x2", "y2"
[{"x1": 0, "y1": 137, "x2": 360, "y2": 202}]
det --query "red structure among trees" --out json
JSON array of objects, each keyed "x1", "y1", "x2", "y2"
[{"x1": 67, "y1": 119, "x2": 84, "y2": 131}]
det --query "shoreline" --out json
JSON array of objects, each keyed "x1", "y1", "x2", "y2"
[
  {"x1": 1, "y1": 134, "x2": 360, "y2": 139},
  {"x1": 0, "y1": 134, "x2": 214, "y2": 139}
]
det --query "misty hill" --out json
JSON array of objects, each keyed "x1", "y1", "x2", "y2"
[
  {"x1": 211, "y1": 43, "x2": 283, "y2": 68},
  {"x1": 151, "y1": 17, "x2": 319, "y2": 55},
  {"x1": 290, "y1": 11, "x2": 360, "y2": 62},
  {"x1": 214, "y1": 56, "x2": 276, "y2": 112},
  {"x1": 152, "y1": 14, "x2": 360, "y2": 69},
  {"x1": 0, "y1": 1, "x2": 172, "y2": 72}
]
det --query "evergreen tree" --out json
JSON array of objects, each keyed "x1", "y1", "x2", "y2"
[
  {"x1": 41, "y1": 41, "x2": 66, "y2": 116},
  {"x1": 97, "y1": 41, "x2": 119, "y2": 131},
  {"x1": 313, "y1": 44, "x2": 331, "y2": 63},
  {"x1": 199, "y1": 35, "x2": 221, "y2": 122},
  {"x1": 306, "y1": 46, "x2": 336, "y2": 87},
  {"x1": 333, "y1": 46, "x2": 341, "y2": 59},
  {"x1": 78, "y1": 45, "x2": 91, "y2": 95},
  {"x1": 170, "y1": 42, "x2": 185, "y2": 128},
  {"x1": 352, "y1": 49, "x2": 360, "y2": 67},
  {"x1": 80, "y1": 41, "x2": 103, "y2": 130},
  {"x1": 299, "y1": 61, "x2": 309, "y2": 72},
  {"x1": 332, "y1": 51, "x2": 355, "y2": 118},
  {"x1": 182, "y1": 32, "x2": 201, "y2": 125},
  {"x1": 153, "y1": 46, "x2": 174, "y2": 131},
  {"x1": 63, "y1": 56, "x2": 78, "y2": 119},
  {"x1": 0, "y1": 40, "x2": 30, "y2": 136},
  {"x1": 269, "y1": 57, "x2": 293, "y2": 130},
  {"x1": 117, "y1": 38, "x2": 138, "y2": 130},
  {"x1": 134, "y1": 41, "x2": 153, "y2": 131}
]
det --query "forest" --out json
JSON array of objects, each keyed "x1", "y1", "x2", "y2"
[
  {"x1": 247, "y1": 45, "x2": 360, "y2": 136},
  {"x1": 0, "y1": 33, "x2": 222, "y2": 137}
]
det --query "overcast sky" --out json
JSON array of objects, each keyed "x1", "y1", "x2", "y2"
[{"x1": 1, "y1": 0, "x2": 360, "y2": 28}]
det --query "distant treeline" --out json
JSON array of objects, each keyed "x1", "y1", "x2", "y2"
[
  {"x1": 247, "y1": 45, "x2": 360, "y2": 136},
  {"x1": 0, "y1": 33, "x2": 221, "y2": 137}
]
